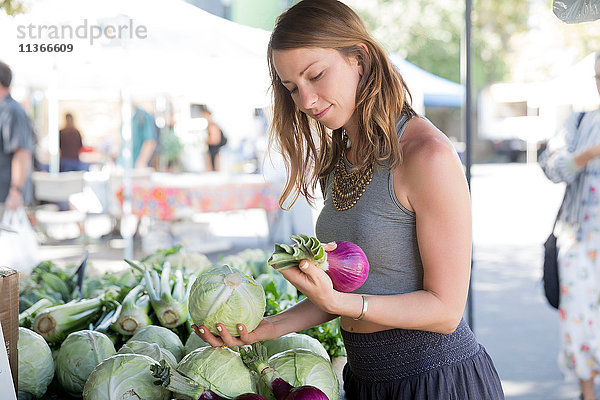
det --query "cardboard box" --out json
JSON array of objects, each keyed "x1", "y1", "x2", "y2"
[{"x1": 0, "y1": 266, "x2": 18, "y2": 394}]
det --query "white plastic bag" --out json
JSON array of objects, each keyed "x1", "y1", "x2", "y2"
[
  {"x1": 553, "y1": 0, "x2": 600, "y2": 24},
  {"x1": 0, "y1": 208, "x2": 40, "y2": 274}
]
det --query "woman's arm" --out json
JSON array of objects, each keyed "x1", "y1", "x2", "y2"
[
  {"x1": 280, "y1": 123, "x2": 471, "y2": 334},
  {"x1": 574, "y1": 144, "x2": 600, "y2": 169},
  {"x1": 539, "y1": 112, "x2": 586, "y2": 183},
  {"x1": 192, "y1": 297, "x2": 337, "y2": 347}
]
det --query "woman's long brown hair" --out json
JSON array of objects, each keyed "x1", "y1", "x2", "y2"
[{"x1": 267, "y1": 0, "x2": 416, "y2": 209}]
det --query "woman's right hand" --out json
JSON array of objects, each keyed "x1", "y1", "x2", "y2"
[{"x1": 191, "y1": 317, "x2": 278, "y2": 347}]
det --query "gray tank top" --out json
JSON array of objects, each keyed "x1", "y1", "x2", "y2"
[{"x1": 315, "y1": 115, "x2": 423, "y2": 295}]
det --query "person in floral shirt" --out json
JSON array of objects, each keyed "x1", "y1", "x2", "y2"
[{"x1": 539, "y1": 51, "x2": 600, "y2": 400}]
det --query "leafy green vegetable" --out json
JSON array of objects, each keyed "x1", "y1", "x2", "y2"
[
  {"x1": 172, "y1": 346, "x2": 256, "y2": 398},
  {"x1": 184, "y1": 332, "x2": 210, "y2": 356},
  {"x1": 55, "y1": 330, "x2": 116, "y2": 396},
  {"x1": 32, "y1": 297, "x2": 104, "y2": 345},
  {"x1": 19, "y1": 298, "x2": 54, "y2": 329},
  {"x1": 259, "y1": 349, "x2": 339, "y2": 400},
  {"x1": 82, "y1": 354, "x2": 171, "y2": 400},
  {"x1": 118, "y1": 340, "x2": 177, "y2": 368},
  {"x1": 110, "y1": 284, "x2": 152, "y2": 335},
  {"x1": 300, "y1": 318, "x2": 346, "y2": 358},
  {"x1": 189, "y1": 265, "x2": 266, "y2": 336},
  {"x1": 260, "y1": 278, "x2": 345, "y2": 359},
  {"x1": 221, "y1": 248, "x2": 271, "y2": 277},
  {"x1": 261, "y1": 332, "x2": 330, "y2": 361},
  {"x1": 128, "y1": 325, "x2": 185, "y2": 362},
  {"x1": 18, "y1": 327, "x2": 55, "y2": 398}
]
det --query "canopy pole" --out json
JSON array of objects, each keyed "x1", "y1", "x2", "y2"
[
  {"x1": 48, "y1": 63, "x2": 60, "y2": 174},
  {"x1": 120, "y1": 89, "x2": 134, "y2": 260},
  {"x1": 462, "y1": 0, "x2": 474, "y2": 330}
]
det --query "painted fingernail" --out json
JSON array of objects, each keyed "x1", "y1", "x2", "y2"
[
  {"x1": 199, "y1": 328, "x2": 205, "y2": 334},
  {"x1": 238, "y1": 325, "x2": 244, "y2": 331},
  {"x1": 217, "y1": 326, "x2": 223, "y2": 332},
  {"x1": 328, "y1": 241, "x2": 336, "y2": 246},
  {"x1": 300, "y1": 261, "x2": 309, "y2": 269}
]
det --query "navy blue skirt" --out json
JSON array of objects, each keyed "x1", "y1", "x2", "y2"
[{"x1": 341, "y1": 319, "x2": 504, "y2": 400}]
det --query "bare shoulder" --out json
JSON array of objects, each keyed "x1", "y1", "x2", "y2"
[{"x1": 400, "y1": 117, "x2": 460, "y2": 171}]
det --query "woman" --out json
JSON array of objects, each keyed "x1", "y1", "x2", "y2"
[
  {"x1": 539, "y1": 51, "x2": 600, "y2": 400},
  {"x1": 193, "y1": 1, "x2": 504, "y2": 398}
]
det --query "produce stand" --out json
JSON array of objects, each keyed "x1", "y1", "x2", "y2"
[{"x1": 17, "y1": 244, "x2": 346, "y2": 399}]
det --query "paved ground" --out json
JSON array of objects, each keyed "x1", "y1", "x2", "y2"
[
  {"x1": 38, "y1": 163, "x2": 585, "y2": 399},
  {"x1": 471, "y1": 163, "x2": 579, "y2": 400}
]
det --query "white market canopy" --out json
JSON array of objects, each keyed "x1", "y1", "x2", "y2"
[{"x1": 0, "y1": 0, "x2": 272, "y2": 106}]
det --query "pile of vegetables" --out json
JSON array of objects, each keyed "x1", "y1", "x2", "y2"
[{"x1": 17, "y1": 240, "x2": 352, "y2": 399}]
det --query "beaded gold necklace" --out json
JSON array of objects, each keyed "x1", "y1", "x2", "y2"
[{"x1": 331, "y1": 133, "x2": 373, "y2": 211}]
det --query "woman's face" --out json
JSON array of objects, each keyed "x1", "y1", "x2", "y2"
[{"x1": 273, "y1": 47, "x2": 363, "y2": 131}]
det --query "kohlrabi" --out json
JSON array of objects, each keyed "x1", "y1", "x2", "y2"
[
  {"x1": 83, "y1": 354, "x2": 171, "y2": 400},
  {"x1": 128, "y1": 325, "x2": 185, "y2": 362},
  {"x1": 188, "y1": 265, "x2": 266, "y2": 336},
  {"x1": 55, "y1": 330, "x2": 116, "y2": 396},
  {"x1": 17, "y1": 327, "x2": 55, "y2": 399},
  {"x1": 152, "y1": 346, "x2": 256, "y2": 398},
  {"x1": 268, "y1": 234, "x2": 369, "y2": 293},
  {"x1": 240, "y1": 344, "x2": 330, "y2": 400}
]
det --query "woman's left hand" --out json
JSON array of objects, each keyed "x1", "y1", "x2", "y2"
[{"x1": 277, "y1": 243, "x2": 340, "y2": 314}]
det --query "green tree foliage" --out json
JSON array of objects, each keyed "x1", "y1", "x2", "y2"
[
  {"x1": 345, "y1": 0, "x2": 528, "y2": 88},
  {"x1": 0, "y1": 0, "x2": 25, "y2": 15},
  {"x1": 507, "y1": 0, "x2": 600, "y2": 82}
]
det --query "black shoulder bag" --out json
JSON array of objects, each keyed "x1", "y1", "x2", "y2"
[
  {"x1": 543, "y1": 111, "x2": 585, "y2": 309},
  {"x1": 543, "y1": 198, "x2": 565, "y2": 309}
]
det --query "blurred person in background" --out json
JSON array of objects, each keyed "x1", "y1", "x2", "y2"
[
  {"x1": 539, "y1": 50, "x2": 600, "y2": 400},
  {"x1": 193, "y1": 1, "x2": 504, "y2": 399},
  {"x1": 59, "y1": 112, "x2": 88, "y2": 172},
  {"x1": 0, "y1": 60, "x2": 34, "y2": 212},
  {"x1": 203, "y1": 107, "x2": 225, "y2": 171},
  {"x1": 119, "y1": 104, "x2": 157, "y2": 169}
]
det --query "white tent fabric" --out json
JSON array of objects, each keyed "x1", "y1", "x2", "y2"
[
  {"x1": 0, "y1": 0, "x2": 271, "y2": 105},
  {"x1": 0, "y1": 0, "x2": 273, "y2": 258},
  {"x1": 548, "y1": 52, "x2": 599, "y2": 111}
]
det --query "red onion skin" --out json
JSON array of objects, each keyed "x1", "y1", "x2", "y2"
[
  {"x1": 233, "y1": 394, "x2": 270, "y2": 400},
  {"x1": 325, "y1": 241, "x2": 369, "y2": 292},
  {"x1": 285, "y1": 385, "x2": 330, "y2": 400},
  {"x1": 271, "y1": 377, "x2": 295, "y2": 400},
  {"x1": 198, "y1": 390, "x2": 228, "y2": 400}
]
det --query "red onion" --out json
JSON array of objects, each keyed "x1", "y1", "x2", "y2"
[
  {"x1": 233, "y1": 394, "x2": 270, "y2": 400},
  {"x1": 268, "y1": 234, "x2": 369, "y2": 292},
  {"x1": 286, "y1": 387, "x2": 329, "y2": 400}
]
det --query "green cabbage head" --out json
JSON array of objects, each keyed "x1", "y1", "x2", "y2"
[
  {"x1": 189, "y1": 265, "x2": 266, "y2": 336},
  {"x1": 184, "y1": 332, "x2": 209, "y2": 356},
  {"x1": 18, "y1": 327, "x2": 55, "y2": 398},
  {"x1": 261, "y1": 332, "x2": 329, "y2": 361},
  {"x1": 128, "y1": 324, "x2": 185, "y2": 361},
  {"x1": 259, "y1": 349, "x2": 339, "y2": 400},
  {"x1": 56, "y1": 330, "x2": 116, "y2": 396},
  {"x1": 176, "y1": 346, "x2": 256, "y2": 398},
  {"x1": 82, "y1": 354, "x2": 170, "y2": 400},
  {"x1": 118, "y1": 340, "x2": 177, "y2": 368}
]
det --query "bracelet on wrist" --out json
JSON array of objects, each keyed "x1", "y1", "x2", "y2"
[{"x1": 353, "y1": 295, "x2": 368, "y2": 321}]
